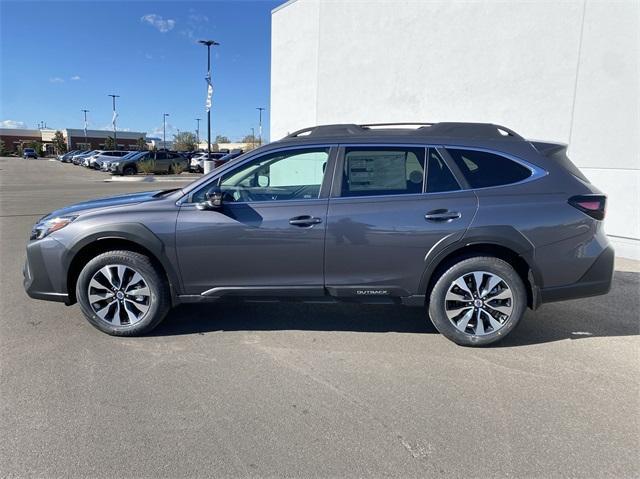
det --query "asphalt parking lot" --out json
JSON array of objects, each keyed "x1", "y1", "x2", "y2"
[{"x1": 1, "y1": 156, "x2": 638, "y2": 478}]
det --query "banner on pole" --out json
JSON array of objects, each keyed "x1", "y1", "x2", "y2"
[{"x1": 205, "y1": 77, "x2": 213, "y2": 112}]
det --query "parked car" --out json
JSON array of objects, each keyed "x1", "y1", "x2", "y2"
[
  {"x1": 92, "y1": 151, "x2": 130, "y2": 170},
  {"x1": 58, "y1": 150, "x2": 81, "y2": 162},
  {"x1": 189, "y1": 152, "x2": 226, "y2": 172},
  {"x1": 217, "y1": 149, "x2": 244, "y2": 165},
  {"x1": 72, "y1": 150, "x2": 99, "y2": 165},
  {"x1": 100, "y1": 150, "x2": 141, "y2": 172},
  {"x1": 108, "y1": 150, "x2": 188, "y2": 175},
  {"x1": 82, "y1": 151, "x2": 105, "y2": 168},
  {"x1": 23, "y1": 148, "x2": 37, "y2": 159},
  {"x1": 23, "y1": 122, "x2": 614, "y2": 345}
]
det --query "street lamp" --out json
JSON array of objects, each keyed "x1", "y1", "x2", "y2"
[
  {"x1": 163, "y1": 113, "x2": 169, "y2": 150},
  {"x1": 108, "y1": 94, "x2": 119, "y2": 148},
  {"x1": 81, "y1": 109, "x2": 89, "y2": 149},
  {"x1": 256, "y1": 107, "x2": 265, "y2": 146},
  {"x1": 198, "y1": 39, "x2": 219, "y2": 156},
  {"x1": 195, "y1": 118, "x2": 201, "y2": 147}
]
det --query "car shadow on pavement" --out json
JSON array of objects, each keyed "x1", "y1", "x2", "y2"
[{"x1": 152, "y1": 270, "x2": 639, "y2": 346}]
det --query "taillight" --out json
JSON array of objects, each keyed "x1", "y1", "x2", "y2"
[{"x1": 568, "y1": 195, "x2": 606, "y2": 220}]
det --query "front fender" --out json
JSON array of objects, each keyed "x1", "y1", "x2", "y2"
[{"x1": 62, "y1": 222, "x2": 182, "y2": 297}]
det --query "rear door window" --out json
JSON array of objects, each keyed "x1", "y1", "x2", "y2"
[
  {"x1": 446, "y1": 148, "x2": 531, "y2": 188},
  {"x1": 340, "y1": 147, "x2": 425, "y2": 197}
]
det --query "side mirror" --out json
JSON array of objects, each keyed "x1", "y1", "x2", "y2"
[
  {"x1": 196, "y1": 185, "x2": 223, "y2": 210},
  {"x1": 257, "y1": 174, "x2": 269, "y2": 187}
]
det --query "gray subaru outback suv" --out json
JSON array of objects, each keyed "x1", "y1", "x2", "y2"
[{"x1": 24, "y1": 123, "x2": 614, "y2": 346}]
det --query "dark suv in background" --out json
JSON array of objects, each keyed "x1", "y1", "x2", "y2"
[
  {"x1": 107, "y1": 150, "x2": 188, "y2": 175},
  {"x1": 23, "y1": 122, "x2": 613, "y2": 346}
]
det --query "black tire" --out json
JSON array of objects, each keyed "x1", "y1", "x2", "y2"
[
  {"x1": 122, "y1": 165, "x2": 136, "y2": 176},
  {"x1": 428, "y1": 256, "x2": 526, "y2": 347},
  {"x1": 76, "y1": 250, "x2": 171, "y2": 336}
]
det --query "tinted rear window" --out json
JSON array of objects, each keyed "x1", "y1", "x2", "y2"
[{"x1": 447, "y1": 148, "x2": 531, "y2": 188}]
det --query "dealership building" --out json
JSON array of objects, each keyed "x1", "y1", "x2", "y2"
[
  {"x1": 0, "y1": 128, "x2": 146, "y2": 153},
  {"x1": 271, "y1": 0, "x2": 639, "y2": 259}
]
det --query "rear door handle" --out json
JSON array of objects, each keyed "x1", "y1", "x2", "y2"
[
  {"x1": 289, "y1": 215, "x2": 323, "y2": 227},
  {"x1": 425, "y1": 210, "x2": 462, "y2": 222}
]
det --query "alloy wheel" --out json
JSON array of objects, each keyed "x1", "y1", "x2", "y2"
[
  {"x1": 444, "y1": 271, "x2": 513, "y2": 336},
  {"x1": 87, "y1": 264, "x2": 151, "y2": 326}
]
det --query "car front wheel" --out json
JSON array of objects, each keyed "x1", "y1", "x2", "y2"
[
  {"x1": 428, "y1": 256, "x2": 526, "y2": 346},
  {"x1": 76, "y1": 250, "x2": 171, "y2": 336}
]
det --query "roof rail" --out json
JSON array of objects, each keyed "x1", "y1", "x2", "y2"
[
  {"x1": 422, "y1": 122, "x2": 523, "y2": 140},
  {"x1": 285, "y1": 122, "x2": 523, "y2": 140},
  {"x1": 286, "y1": 124, "x2": 365, "y2": 138},
  {"x1": 360, "y1": 122, "x2": 435, "y2": 128}
]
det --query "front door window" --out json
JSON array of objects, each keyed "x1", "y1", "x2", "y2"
[{"x1": 193, "y1": 148, "x2": 330, "y2": 203}]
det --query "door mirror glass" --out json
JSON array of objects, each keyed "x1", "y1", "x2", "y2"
[{"x1": 257, "y1": 174, "x2": 269, "y2": 187}]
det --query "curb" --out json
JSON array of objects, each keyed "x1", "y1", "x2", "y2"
[{"x1": 104, "y1": 175, "x2": 200, "y2": 183}]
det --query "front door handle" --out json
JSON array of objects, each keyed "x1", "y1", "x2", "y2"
[
  {"x1": 289, "y1": 215, "x2": 323, "y2": 227},
  {"x1": 425, "y1": 210, "x2": 462, "y2": 222}
]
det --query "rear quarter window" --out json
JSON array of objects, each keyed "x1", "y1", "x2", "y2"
[{"x1": 446, "y1": 148, "x2": 532, "y2": 188}]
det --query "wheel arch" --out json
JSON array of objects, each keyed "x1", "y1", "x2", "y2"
[
  {"x1": 65, "y1": 228, "x2": 180, "y2": 305},
  {"x1": 420, "y1": 242, "x2": 540, "y2": 309}
]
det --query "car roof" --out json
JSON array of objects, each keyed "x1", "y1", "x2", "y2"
[{"x1": 269, "y1": 122, "x2": 527, "y2": 149}]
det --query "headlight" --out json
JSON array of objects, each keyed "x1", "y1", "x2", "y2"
[
  {"x1": 111, "y1": 161, "x2": 120, "y2": 166},
  {"x1": 30, "y1": 215, "x2": 78, "y2": 240}
]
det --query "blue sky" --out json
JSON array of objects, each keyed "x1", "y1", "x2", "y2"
[{"x1": 1, "y1": 0, "x2": 280, "y2": 141}]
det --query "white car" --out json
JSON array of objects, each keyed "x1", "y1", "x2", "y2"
[
  {"x1": 189, "y1": 152, "x2": 225, "y2": 172},
  {"x1": 91, "y1": 151, "x2": 130, "y2": 170}
]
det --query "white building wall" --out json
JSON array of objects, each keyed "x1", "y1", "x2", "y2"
[{"x1": 271, "y1": 0, "x2": 640, "y2": 259}]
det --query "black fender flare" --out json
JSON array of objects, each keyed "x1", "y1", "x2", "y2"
[
  {"x1": 418, "y1": 225, "x2": 542, "y2": 298},
  {"x1": 63, "y1": 222, "x2": 182, "y2": 296}
]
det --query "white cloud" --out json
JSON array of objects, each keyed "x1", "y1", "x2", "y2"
[
  {"x1": 149, "y1": 123, "x2": 177, "y2": 137},
  {"x1": 49, "y1": 77, "x2": 64, "y2": 83},
  {"x1": 0, "y1": 120, "x2": 27, "y2": 129},
  {"x1": 141, "y1": 14, "x2": 175, "y2": 33},
  {"x1": 70, "y1": 75, "x2": 81, "y2": 81},
  {"x1": 180, "y1": 11, "x2": 209, "y2": 42},
  {"x1": 188, "y1": 13, "x2": 208, "y2": 23}
]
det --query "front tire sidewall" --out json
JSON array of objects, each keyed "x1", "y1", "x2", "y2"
[
  {"x1": 428, "y1": 257, "x2": 527, "y2": 347},
  {"x1": 76, "y1": 251, "x2": 169, "y2": 336}
]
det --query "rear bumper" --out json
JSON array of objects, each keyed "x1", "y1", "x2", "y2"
[{"x1": 538, "y1": 244, "x2": 614, "y2": 304}]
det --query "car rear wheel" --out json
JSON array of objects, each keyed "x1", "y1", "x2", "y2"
[
  {"x1": 428, "y1": 256, "x2": 526, "y2": 346},
  {"x1": 76, "y1": 250, "x2": 171, "y2": 336},
  {"x1": 122, "y1": 165, "x2": 136, "y2": 176}
]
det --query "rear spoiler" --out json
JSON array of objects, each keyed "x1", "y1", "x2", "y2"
[
  {"x1": 529, "y1": 140, "x2": 590, "y2": 183},
  {"x1": 529, "y1": 140, "x2": 568, "y2": 156}
]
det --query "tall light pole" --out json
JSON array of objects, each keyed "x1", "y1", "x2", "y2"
[
  {"x1": 256, "y1": 107, "x2": 265, "y2": 146},
  {"x1": 195, "y1": 118, "x2": 201, "y2": 148},
  {"x1": 198, "y1": 39, "x2": 219, "y2": 156},
  {"x1": 251, "y1": 127, "x2": 256, "y2": 149},
  {"x1": 163, "y1": 113, "x2": 169, "y2": 150},
  {"x1": 81, "y1": 109, "x2": 89, "y2": 149},
  {"x1": 108, "y1": 94, "x2": 119, "y2": 148}
]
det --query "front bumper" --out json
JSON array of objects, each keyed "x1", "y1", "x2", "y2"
[
  {"x1": 539, "y1": 244, "x2": 615, "y2": 304},
  {"x1": 23, "y1": 236, "x2": 71, "y2": 304}
]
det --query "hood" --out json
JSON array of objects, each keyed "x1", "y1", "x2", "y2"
[{"x1": 42, "y1": 190, "x2": 164, "y2": 220}]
